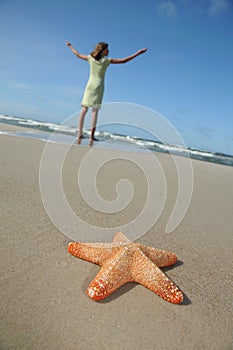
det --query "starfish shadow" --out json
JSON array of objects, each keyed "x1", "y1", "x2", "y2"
[
  {"x1": 162, "y1": 259, "x2": 183, "y2": 272},
  {"x1": 98, "y1": 283, "x2": 138, "y2": 303},
  {"x1": 180, "y1": 293, "x2": 191, "y2": 305}
]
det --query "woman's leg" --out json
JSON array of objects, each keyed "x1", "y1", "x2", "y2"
[
  {"x1": 89, "y1": 108, "x2": 99, "y2": 146},
  {"x1": 78, "y1": 107, "x2": 88, "y2": 144}
]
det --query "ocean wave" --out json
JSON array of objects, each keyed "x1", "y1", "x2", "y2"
[{"x1": 1, "y1": 114, "x2": 233, "y2": 167}]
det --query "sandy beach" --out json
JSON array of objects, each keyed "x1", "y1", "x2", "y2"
[{"x1": 0, "y1": 122, "x2": 232, "y2": 350}]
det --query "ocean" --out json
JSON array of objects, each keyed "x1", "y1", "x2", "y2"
[{"x1": 1, "y1": 113, "x2": 233, "y2": 167}]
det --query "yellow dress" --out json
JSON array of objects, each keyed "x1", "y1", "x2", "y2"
[{"x1": 81, "y1": 55, "x2": 111, "y2": 109}]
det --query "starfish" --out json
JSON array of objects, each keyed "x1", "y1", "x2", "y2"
[{"x1": 68, "y1": 232, "x2": 183, "y2": 304}]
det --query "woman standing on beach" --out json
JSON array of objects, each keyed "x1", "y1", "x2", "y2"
[{"x1": 66, "y1": 41, "x2": 147, "y2": 145}]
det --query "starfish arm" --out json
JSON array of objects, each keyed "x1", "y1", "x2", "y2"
[
  {"x1": 67, "y1": 242, "x2": 118, "y2": 266},
  {"x1": 87, "y1": 249, "x2": 133, "y2": 301},
  {"x1": 113, "y1": 232, "x2": 130, "y2": 244},
  {"x1": 132, "y1": 250, "x2": 183, "y2": 304},
  {"x1": 138, "y1": 245, "x2": 178, "y2": 267}
]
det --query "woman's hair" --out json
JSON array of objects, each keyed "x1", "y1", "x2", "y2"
[{"x1": 91, "y1": 42, "x2": 108, "y2": 61}]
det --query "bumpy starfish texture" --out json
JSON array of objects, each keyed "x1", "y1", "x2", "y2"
[{"x1": 68, "y1": 232, "x2": 183, "y2": 304}]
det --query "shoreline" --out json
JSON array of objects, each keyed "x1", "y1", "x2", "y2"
[
  {"x1": 1, "y1": 121, "x2": 233, "y2": 168},
  {"x1": 0, "y1": 132, "x2": 232, "y2": 349}
]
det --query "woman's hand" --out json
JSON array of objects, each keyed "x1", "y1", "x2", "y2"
[
  {"x1": 138, "y1": 48, "x2": 148, "y2": 55},
  {"x1": 66, "y1": 41, "x2": 88, "y2": 61}
]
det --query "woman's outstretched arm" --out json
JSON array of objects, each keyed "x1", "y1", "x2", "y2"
[
  {"x1": 111, "y1": 48, "x2": 147, "y2": 64},
  {"x1": 66, "y1": 41, "x2": 88, "y2": 61}
]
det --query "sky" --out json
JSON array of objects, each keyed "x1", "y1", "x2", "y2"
[{"x1": 0, "y1": 0, "x2": 233, "y2": 155}]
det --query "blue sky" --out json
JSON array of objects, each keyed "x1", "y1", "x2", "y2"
[{"x1": 0, "y1": 0, "x2": 232, "y2": 154}]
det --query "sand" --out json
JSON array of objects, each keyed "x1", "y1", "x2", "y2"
[{"x1": 0, "y1": 123, "x2": 232, "y2": 350}]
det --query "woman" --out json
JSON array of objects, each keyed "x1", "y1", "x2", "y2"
[{"x1": 66, "y1": 41, "x2": 147, "y2": 146}]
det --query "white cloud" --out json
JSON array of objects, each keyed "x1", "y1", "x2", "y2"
[
  {"x1": 157, "y1": 0, "x2": 177, "y2": 19},
  {"x1": 208, "y1": 0, "x2": 230, "y2": 16},
  {"x1": 9, "y1": 82, "x2": 31, "y2": 89},
  {"x1": 6, "y1": 80, "x2": 82, "y2": 99}
]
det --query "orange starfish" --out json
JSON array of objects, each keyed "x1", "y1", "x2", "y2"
[{"x1": 68, "y1": 232, "x2": 183, "y2": 304}]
